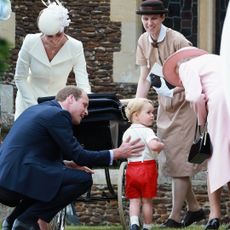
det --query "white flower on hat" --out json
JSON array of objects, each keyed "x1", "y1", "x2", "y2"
[
  {"x1": 0, "y1": 0, "x2": 12, "y2": 21},
  {"x1": 38, "y1": 0, "x2": 71, "y2": 35}
]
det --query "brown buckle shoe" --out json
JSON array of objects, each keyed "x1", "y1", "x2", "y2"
[
  {"x1": 204, "y1": 218, "x2": 220, "y2": 230},
  {"x1": 182, "y1": 208, "x2": 206, "y2": 226},
  {"x1": 160, "y1": 219, "x2": 183, "y2": 228}
]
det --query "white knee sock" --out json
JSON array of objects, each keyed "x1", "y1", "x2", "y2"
[{"x1": 130, "y1": 216, "x2": 139, "y2": 226}]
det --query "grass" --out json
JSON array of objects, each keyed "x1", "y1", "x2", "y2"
[
  {"x1": 65, "y1": 224, "x2": 229, "y2": 229},
  {"x1": 66, "y1": 226, "x2": 122, "y2": 230},
  {"x1": 0, "y1": 225, "x2": 228, "y2": 230}
]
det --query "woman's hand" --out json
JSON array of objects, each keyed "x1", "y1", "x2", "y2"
[{"x1": 173, "y1": 86, "x2": 184, "y2": 95}]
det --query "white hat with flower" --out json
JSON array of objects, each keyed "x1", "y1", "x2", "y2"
[{"x1": 38, "y1": 0, "x2": 71, "y2": 35}]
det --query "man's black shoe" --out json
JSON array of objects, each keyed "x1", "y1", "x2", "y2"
[
  {"x1": 182, "y1": 208, "x2": 206, "y2": 226},
  {"x1": 130, "y1": 224, "x2": 140, "y2": 230},
  {"x1": 160, "y1": 219, "x2": 183, "y2": 228},
  {"x1": 204, "y1": 218, "x2": 220, "y2": 230},
  {"x1": 2, "y1": 218, "x2": 13, "y2": 230},
  {"x1": 12, "y1": 219, "x2": 40, "y2": 230}
]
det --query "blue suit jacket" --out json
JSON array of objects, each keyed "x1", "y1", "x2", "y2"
[{"x1": 0, "y1": 100, "x2": 110, "y2": 202}]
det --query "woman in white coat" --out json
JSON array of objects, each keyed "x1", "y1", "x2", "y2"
[
  {"x1": 163, "y1": 47, "x2": 230, "y2": 230},
  {"x1": 14, "y1": 1, "x2": 91, "y2": 120}
]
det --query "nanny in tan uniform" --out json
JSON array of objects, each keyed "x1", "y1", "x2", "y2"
[{"x1": 135, "y1": 0, "x2": 205, "y2": 228}]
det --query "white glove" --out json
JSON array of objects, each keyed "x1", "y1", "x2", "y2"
[{"x1": 147, "y1": 73, "x2": 174, "y2": 98}]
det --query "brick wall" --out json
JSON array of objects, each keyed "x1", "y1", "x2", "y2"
[
  {"x1": 1, "y1": 0, "x2": 230, "y2": 226},
  {"x1": 2, "y1": 0, "x2": 229, "y2": 98},
  {"x1": 2, "y1": 0, "x2": 138, "y2": 100},
  {"x1": 74, "y1": 183, "x2": 230, "y2": 226}
]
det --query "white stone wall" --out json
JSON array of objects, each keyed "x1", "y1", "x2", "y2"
[
  {"x1": 0, "y1": 12, "x2": 15, "y2": 46},
  {"x1": 0, "y1": 84, "x2": 14, "y2": 130},
  {"x1": 110, "y1": 0, "x2": 142, "y2": 83}
]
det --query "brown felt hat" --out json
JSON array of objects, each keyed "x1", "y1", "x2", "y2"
[{"x1": 136, "y1": 0, "x2": 168, "y2": 15}]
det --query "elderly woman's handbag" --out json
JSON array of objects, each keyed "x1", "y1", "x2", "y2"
[{"x1": 188, "y1": 121, "x2": 212, "y2": 164}]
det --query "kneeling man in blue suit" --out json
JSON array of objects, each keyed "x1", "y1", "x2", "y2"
[{"x1": 0, "y1": 86, "x2": 144, "y2": 229}]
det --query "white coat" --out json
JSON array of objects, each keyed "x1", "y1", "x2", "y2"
[{"x1": 14, "y1": 33, "x2": 91, "y2": 119}]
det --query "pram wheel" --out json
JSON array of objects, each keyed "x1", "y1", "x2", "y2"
[
  {"x1": 48, "y1": 207, "x2": 66, "y2": 230},
  {"x1": 117, "y1": 161, "x2": 129, "y2": 230}
]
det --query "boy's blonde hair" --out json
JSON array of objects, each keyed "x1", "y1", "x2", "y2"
[{"x1": 125, "y1": 98, "x2": 153, "y2": 122}]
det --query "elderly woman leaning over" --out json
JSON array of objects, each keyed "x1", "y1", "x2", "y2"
[{"x1": 163, "y1": 47, "x2": 230, "y2": 230}]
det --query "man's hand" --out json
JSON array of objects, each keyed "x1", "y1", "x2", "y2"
[
  {"x1": 113, "y1": 136, "x2": 144, "y2": 160},
  {"x1": 63, "y1": 160, "x2": 94, "y2": 174}
]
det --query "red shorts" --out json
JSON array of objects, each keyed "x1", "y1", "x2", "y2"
[{"x1": 125, "y1": 160, "x2": 158, "y2": 199}]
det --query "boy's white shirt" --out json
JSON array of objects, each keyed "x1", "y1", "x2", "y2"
[{"x1": 122, "y1": 123, "x2": 158, "y2": 162}]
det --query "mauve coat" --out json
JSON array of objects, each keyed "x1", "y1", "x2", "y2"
[{"x1": 179, "y1": 54, "x2": 230, "y2": 193}]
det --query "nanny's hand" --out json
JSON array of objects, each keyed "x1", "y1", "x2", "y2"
[{"x1": 113, "y1": 136, "x2": 144, "y2": 160}]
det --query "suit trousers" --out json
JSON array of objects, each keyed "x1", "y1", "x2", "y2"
[{"x1": 4, "y1": 168, "x2": 93, "y2": 223}]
